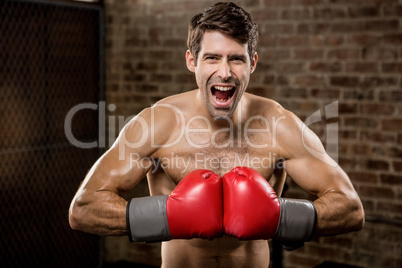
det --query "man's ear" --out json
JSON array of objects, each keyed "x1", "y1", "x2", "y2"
[
  {"x1": 250, "y1": 52, "x2": 258, "y2": 74},
  {"x1": 186, "y1": 50, "x2": 196, "y2": 73}
]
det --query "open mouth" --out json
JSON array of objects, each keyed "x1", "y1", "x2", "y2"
[{"x1": 211, "y1": 85, "x2": 235, "y2": 107}]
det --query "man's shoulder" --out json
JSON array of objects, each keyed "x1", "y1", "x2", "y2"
[
  {"x1": 140, "y1": 90, "x2": 197, "y2": 120},
  {"x1": 246, "y1": 93, "x2": 289, "y2": 118},
  {"x1": 154, "y1": 90, "x2": 197, "y2": 107}
]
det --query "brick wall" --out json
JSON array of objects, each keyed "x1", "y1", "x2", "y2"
[{"x1": 103, "y1": 0, "x2": 402, "y2": 267}]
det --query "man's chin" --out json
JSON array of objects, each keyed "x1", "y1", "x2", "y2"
[{"x1": 209, "y1": 107, "x2": 234, "y2": 120}]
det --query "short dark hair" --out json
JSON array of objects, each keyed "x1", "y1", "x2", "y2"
[{"x1": 187, "y1": 2, "x2": 259, "y2": 65}]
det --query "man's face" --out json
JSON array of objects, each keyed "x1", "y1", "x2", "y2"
[{"x1": 186, "y1": 31, "x2": 258, "y2": 119}]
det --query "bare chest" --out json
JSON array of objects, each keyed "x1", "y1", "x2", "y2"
[{"x1": 155, "y1": 142, "x2": 280, "y2": 184}]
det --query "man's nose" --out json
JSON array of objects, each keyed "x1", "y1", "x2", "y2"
[{"x1": 217, "y1": 61, "x2": 232, "y2": 80}]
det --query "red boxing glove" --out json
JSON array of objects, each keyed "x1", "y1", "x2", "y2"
[
  {"x1": 167, "y1": 169, "x2": 223, "y2": 239},
  {"x1": 223, "y1": 166, "x2": 280, "y2": 240},
  {"x1": 223, "y1": 166, "x2": 316, "y2": 250},
  {"x1": 127, "y1": 169, "x2": 222, "y2": 242}
]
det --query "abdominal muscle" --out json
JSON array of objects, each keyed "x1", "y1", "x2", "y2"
[{"x1": 161, "y1": 236, "x2": 270, "y2": 268}]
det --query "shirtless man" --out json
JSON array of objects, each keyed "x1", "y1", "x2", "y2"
[{"x1": 69, "y1": 2, "x2": 364, "y2": 267}]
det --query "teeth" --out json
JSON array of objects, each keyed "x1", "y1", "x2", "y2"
[{"x1": 215, "y1": 86, "x2": 233, "y2": 91}]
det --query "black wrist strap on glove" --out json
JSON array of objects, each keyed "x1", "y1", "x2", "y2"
[
  {"x1": 126, "y1": 196, "x2": 171, "y2": 242},
  {"x1": 274, "y1": 198, "x2": 317, "y2": 251}
]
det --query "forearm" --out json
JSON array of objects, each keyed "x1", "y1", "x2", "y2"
[
  {"x1": 313, "y1": 191, "x2": 364, "y2": 236},
  {"x1": 69, "y1": 190, "x2": 128, "y2": 236}
]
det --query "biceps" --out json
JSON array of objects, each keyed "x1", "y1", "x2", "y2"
[
  {"x1": 84, "y1": 146, "x2": 154, "y2": 193},
  {"x1": 284, "y1": 156, "x2": 353, "y2": 198}
]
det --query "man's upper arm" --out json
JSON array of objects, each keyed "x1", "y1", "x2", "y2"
[
  {"x1": 278, "y1": 111, "x2": 356, "y2": 198},
  {"x1": 82, "y1": 105, "x2": 176, "y2": 194}
]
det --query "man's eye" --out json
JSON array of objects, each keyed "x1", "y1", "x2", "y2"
[{"x1": 233, "y1": 57, "x2": 245, "y2": 62}]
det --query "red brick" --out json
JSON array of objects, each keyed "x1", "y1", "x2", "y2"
[
  {"x1": 264, "y1": 75, "x2": 275, "y2": 85},
  {"x1": 279, "y1": 87, "x2": 308, "y2": 98},
  {"x1": 351, "y1": 144, "x2": 373, "y2": 155},
  {"x1": 339, "y1": 103, "x2": 359, "y2": 114},
  {"x1": 365, "y1": 20, "x2": 399, "y2": 31},
  {"x1": 150, "y1": 74, "x2": 172, "y2": 83},
  {"x1": 297, "y1": 23, "x2": 310, "y2": 34},
  {"x1": 278, "y1": 36, "x2": 309, "y2": 47},
  {"x1": 339, "y1": 129, "x2": 358, "y2": 139},
  {"x1": 364, "y1": 0, "x2": 399, "y2": 3},
  {"x1": 263, "y1": 0, "x2": 292, "y2": 7},
  {"x1": 362, "y1": 47, "x2": 398, "y2": 60},
  {"x1": 161, "y1": 61, "x2": 184, "y2": 71},
  {"x1": 294, "y1": 75, "x2": 326, "y2": 86},
  {"x1": 151, "y1": 2, "x2": 175, "y2": 14},
  {"x1": 293, "y1": 0, "x2": 321, "y2": 5},
  {"x1": 311, "y1": 88, "x2": 341, "y2": 99},
  {"x1": 330, "y1": 76, "x2": 360, "y2": 87},
  {"x1": 275, "y1": 62, "x2": 305, "y2": 73},
  {"x1": 380, "y1": 174, "x2": 402, "y2": 185},
  {"x1": 147, "y1": 50, "x2": 171, "y2": 60},
  {"x1": 393, "y1": 161, "x2": 402, "y2": 172},
  {"x1": 339, "y1": 157, "x2": 357, "y2": 169},
  {"x1": 345, "y1": 62, "x2": 378, "y2": 73},
  {"x1": 248, "y1": 86, "x2": 275, "y2": 98},
  {"x1": 135, "y1": 84, "x2": 158, "y2": 92},
  {"x1": 377, "y1": 202, "x2": 402, "y2": 215},
  {"x1": 383, "y1": 4, "x2": 402, "y2": 16},
  {"x1": 384, "y1": 34, "x2": 402, "y2": 45},
  {"x1": 137, "y1": 62, "x2": 158, "y2": 71},
  {"x1": 349, "y1": 172, "x2": 378, "y2": 184},
  {"x1": 327, "y1": 0, "x2": 365, "y2": 3},
  {"x1": 258, "y1": 35, "x2": 277, "y2": 47},
  {"x1": 332, "y1": 21, "x2": 365, "y2": 33},
  {"x1": 149, "y1": 26, "x2": 174, "y2": 38},
  {"x1": 123, "y1": 73, "x2": 146, "y2": 82},
  {"x1": 281, "y1": 9, "x2": 311, "y2": 20},
  {"x1": 360, "y1": 185, "x2": 394, "y2": 198},
  {"x1": 382, "y1": 63, "x2": 402, "y2": 73},
  {"x1": 344, "y1": 117, "x2": 377, "y2": 128},
  {"x1": 294, "y1": 49, "x2": 324, "y2": 60},
  {"x1": 361, "y1": 131, "x2": 396, "y2": 143},
  {"x1": 252, "y1": 10, "x2": 278, "y2": 21},
  {"x1": 310, "y1": 62, "x2": 342, "y2": 72},
  {"x1": 347, "y1": 33, "x2": 382, "y2": 46},
  {"x1": 327, "y1": 49, "x2": 360, "y2": 60},
  {"x1": 313, "y1": 7, "x2": 347, "y2": 19},
  {"x1": 174, "y1": 74, "x2": 194, "y2": 83},
  {"x1": 163, "y1": 38, "x2": 185, "y2": 47},
  {"x1": 379, "y1": 90, "x2": 402, "y2": 102},
  {"x1": 262, "y1": 50, "x2": 291, "y2": 60},
  {"x1": 360, "y1": 103, "x2": 395, "y2": 115},
  {"x1": 348, "y1": 6, "x2": 379, "y2": 17},
  {"x1": 264, "y1": 23, "x2": 294, "y2": 34},
  {"x1": 277, "y1": 75, "x2": 289, "y2": 85},
  {"x1": 312, "y1": 35, "x2": 344, "y2": 46},
  {"x1": 382, "y1": 119, "x2": 402, "y2": 131},
  {"x1": 297, "y1": 22, "x2": 332, "y2": 34},
  {"x1": 373, "y1": 146, "x2": 402, "y2": 159},
  {"x1": 343, "y1": 89, "x2": 376, "y2": 101},
  {"x1": 366, "y1": 159, "x2": 391, "y2": 171},
  {"x1": 361, "y1": 199, "x2": 375, "y2": 211}
]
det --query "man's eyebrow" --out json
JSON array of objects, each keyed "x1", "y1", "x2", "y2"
[
  {"x1": 202, "y1": 53, "x2": 221, "y2": 58},
  {"x1": 229, "y1": 54, "x2": 247, "y2": 60},
  {"x1": 202, "y1": 53, "x2": 247, "y2": 59}
]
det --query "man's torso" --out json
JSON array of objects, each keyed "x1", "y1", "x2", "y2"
[{"x1": 144, "y1": 90, "x2": 287, "y2": 267}]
